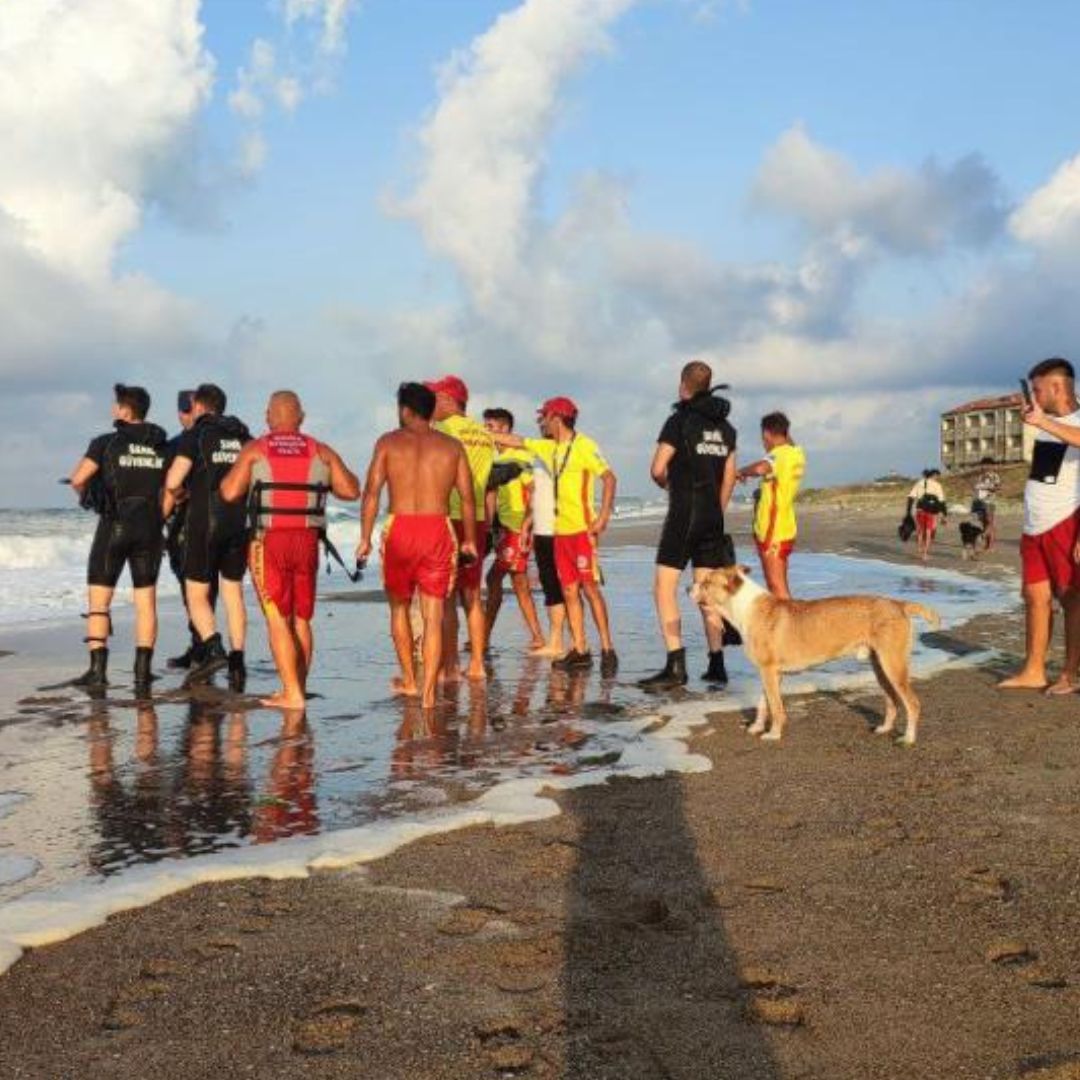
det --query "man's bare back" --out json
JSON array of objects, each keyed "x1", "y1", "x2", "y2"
[{"x1": 377, "y1": 427, "x2": 465, "y2": 515}]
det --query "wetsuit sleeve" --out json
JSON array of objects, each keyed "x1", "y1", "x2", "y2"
[
  {"x1": 84, "y1": 434, "x2": 110, "y2": 464},
  {"x1": 174, "y1": 428, "x2": 198, "y2": 461},
  {"x1": 658, "y1": 415, "x2": 681, "y2": 448},
  {"x1": 726, "y1": 421, "x2": 737, "y2": 452}
]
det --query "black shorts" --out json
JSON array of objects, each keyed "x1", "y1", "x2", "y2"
[
  {"x1": 656, "y1": 512, "x2": 733, "y2": 572},
  {"x1": 533, "y1": 534, "x2": 564, "y2": 607},
  {"x1": 87, "y1": 511, "x2": 163, "y2": 589},
  {"x1": 183, "y1": 523, "x2": 248, "y2": 584}
]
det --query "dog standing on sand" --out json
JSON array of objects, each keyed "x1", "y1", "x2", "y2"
[{"x1": 691, "y1": 566, "x2": 940, "y2": 745}]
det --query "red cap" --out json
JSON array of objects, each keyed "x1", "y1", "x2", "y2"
[
  {"x1": 424, "y1": 375, "x2": 469, "y2": 407},
  {"x1": 537, "y1": 396, "x2": 578, "y2": 421}
]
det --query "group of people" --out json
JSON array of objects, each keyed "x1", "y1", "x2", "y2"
[
  {"x1": 67, "y1": 362, "x2": 807, "y2": 713},
  {"x1": 903, "y1": 463, "x2": 1001, "y2": 563}
]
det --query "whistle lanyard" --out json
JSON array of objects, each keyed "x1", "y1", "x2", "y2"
[{"x1": 552, "y1": 433, "x2": 577, "y2": 523}]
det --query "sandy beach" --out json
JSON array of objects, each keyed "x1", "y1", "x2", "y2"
[{"x1": 5, "y1": 504, "x2": 1080, "y2": 1079}]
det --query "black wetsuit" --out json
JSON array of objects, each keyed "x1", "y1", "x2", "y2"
[
  {"x1": 173, "y1": 414, "x2": 252, "y2": 583},
  {"x1": 655, "y1": 391, "x2": 737, "y2": 570},
  {"x1": 163, "y1": 431, "x2": 189, "y2": 581},
  {"x1": 84, "y1": 421, "x2": 168, "y2": 588}
]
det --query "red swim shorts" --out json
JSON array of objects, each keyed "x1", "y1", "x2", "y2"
[
  {"x1": 756, "y1": 538, "x2": 795, "y2": 562},
  {"x1": 494, "y1": 528, "x2": 530, "y2": 575},
  {"x1": 1021, "y1": 511, "x2": 1080, "y2": 595},
  {"x1": 249, "y1": 529, "x2": 320, "y2": 620},
  {"x1": 555, "y1": 531, "x2": 601, "y2": 587},
  {"x1": 382, "y1": 514, "x2": 457, "y2": 601},
  {"x1": 915, "y1": 510, "x2": 940, "y2": 537},
  {"x1": 451, "y1": 519, "x2": 487, "y2": 592}
]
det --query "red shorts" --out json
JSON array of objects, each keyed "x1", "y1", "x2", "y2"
[
  {"x1": 1021, "y1": 512, "x2": 1080, "y2": 595},
  {"x1": 382, "y1": 514, "x2": 457, "y2": 601},
  {"x1": 555, "y1": 532, "x2": 601, "y2": 587},
  {"x1": 249, "y1": 529, "x2": 319, "y2": 620},
  {"x1": 451, "y1": 519, "x2": 487, "y2": 592},
  {"x1": 494, "y1": 528, "x2": 529, "y2": 575},
  {"x1": 915, "y1": 510, "x2": 940, "y2": 537},
  {"x1": 756, "y1": 538, "x2": 795, "y2": 561}
]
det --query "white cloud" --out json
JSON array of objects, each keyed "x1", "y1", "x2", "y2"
[
  {"x1": 284, "y1": 0, "x2": 358, "y2": 56},
  {"x1": 752, "y1": 124, "x2": 1008, "y2": 256},
  {"x1": 1009, "y1": 152, "x2": 1080, "y2": 250}
]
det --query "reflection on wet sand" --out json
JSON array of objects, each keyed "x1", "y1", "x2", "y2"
[{"x1": 87, "y1": 702, "x2": 319, "y2": 873}]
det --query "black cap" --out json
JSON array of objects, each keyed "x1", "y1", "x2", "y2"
[{"x1": 177, "y1": 390, "x2": 194, "y2": 414}]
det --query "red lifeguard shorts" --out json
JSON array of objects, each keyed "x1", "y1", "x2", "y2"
[
  {"x1": 756, "y1": 538, "x2": 795, "y2": 562},
  {"x1": 382, "y1": 514, "x2": 457, "y2": 601},
  {"x1": 494, "y1": 528, "x2": 530, "y2": 575},
  {"x1": 555, "y1": 532, "x2": 601, "y2": 587},
  {"x1": 451, "y1": 519, "x2": 487, "y2": 592},
  {"x1": 1020, "y1": 512, "x2": 1080, "y2": 595},
  {"x1": 915, "y1": 510, "x2": 940, "y2": 537},
  {"x1": 249, "y1": 529, "x2": 320, "y2": 620}
]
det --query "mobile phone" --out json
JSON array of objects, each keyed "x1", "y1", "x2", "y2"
[{"x1": 1019, "y1": 377, "x2": 1033, "y2": 407}]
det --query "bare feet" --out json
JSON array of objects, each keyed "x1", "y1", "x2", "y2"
[
  {"x1": 260, "y1": 690, "x2": 306, "y2": 709},
  {"x1": 438, "y1": 667, "x2": 462, "y2": 685},
  {"x1": 527, "y1": 638, "x2": 546, "y2": 652},
  {"x1": 997, "y1": 670, "x2": 1049, "y2": 690},
  {"x1": 466, "y1": 663, "x2": 487, "y2": 683},
  {"x1": 391, "y1": 677, "x2": 419, "y2": 697},
  {"x1": 1044, "y1": 677, "x2": 1078, "y2": 697}
]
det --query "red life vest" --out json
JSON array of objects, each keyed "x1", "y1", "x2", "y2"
[{"x1": 249, "y1": 432, "x2": 331, "y2": 533}]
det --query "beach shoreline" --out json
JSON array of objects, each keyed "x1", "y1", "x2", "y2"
[{"x1": 5, "y1": 505, "x2": 1079, "y2": 1079}]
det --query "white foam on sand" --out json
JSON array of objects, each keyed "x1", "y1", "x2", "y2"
[{"x1": 0, "y1": 553, "x2": 1015, "y2": 976}]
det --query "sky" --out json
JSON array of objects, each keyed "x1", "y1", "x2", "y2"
[{"x1": 5, "y1": 0, "x2": 1080, "y2": 507}]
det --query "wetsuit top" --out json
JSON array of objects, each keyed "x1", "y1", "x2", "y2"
[
  {"x1": 435, "y1": 414, "x2": 495, "y2": 522},
  {"x1": 84, "y1": 420, "x2": 168, "y2": 520},
  {"x1": 173, "y1": 413, "x2": 252, "y2": 537},
  {"x1": 249, "y1": 432, "x2": 331, "y2": 535},
  {"x1": 494, "y1": 448, "x2": 533, "y2": 532},
  {"x1": 523, "y1": 433, "x2": 610, "y2": 536},
  {"x1": 753, "y1": 443, "x2": 806, "y2": 546},
  {"x1": 657, "y1": 391, "x2": 736, "y2": 530}
]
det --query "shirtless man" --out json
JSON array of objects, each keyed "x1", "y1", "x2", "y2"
[
  {"x1": 221, "y1": 391, "x2": 360, "y2": 709},
  {"x1": 357, "y1": 382, "x2": 478, "y2": 709}
]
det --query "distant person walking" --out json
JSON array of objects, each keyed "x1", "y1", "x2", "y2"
[
  {"x1": 907, "y1": 469, "x2": 948, "y2": 563},
  {"x1": 973, "y1": 461, "x2": 1002, "y2": 551},
  {"x1": 738, "y1": 412, "x2": 806, "y2": 600},
  {"x1": 639, "y1": 361, "x2": 737, "y2": 690},
  {"x1": 1001, "y1": 357, "x2": 1080, "y2": 694}
]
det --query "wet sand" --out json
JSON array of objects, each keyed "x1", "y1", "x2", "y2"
[{"x1": 6, "y1": 504, "x2": 1080, "y2": 1079}]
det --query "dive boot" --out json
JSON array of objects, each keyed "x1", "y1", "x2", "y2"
[
  {"x1": 637, "y1": 648, "x2": 687, "y2": 690},
  {"x1": 702, "y1": 650, "x2": 728, "y2": 687},
  {"x1": 227, "y1": 650, "x2": 247, "y2": 693},
  {"x1": 73, "y1": 648, "x2": 109, "y2": 689},
  {"x1": 168, "y1": 626, "x2": 201, "y2": 669},
  {"x1": 134, "y1": 647, "x2": 155, "y2": 696},
  {"x1": 186, "y1": 633, "x2": 228, "y2": 682},
  {"x1": 721, "y1": 619, "x2": 742, "y2": 647},
  {"x1": 553, "y1": 648, "x2": 593, "y2": 672},
  {"x1": 599, "y1": 649, "x2": 620, "y2": 678}
]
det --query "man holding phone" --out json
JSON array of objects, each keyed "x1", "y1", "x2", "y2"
[{"x1": 1002, "y1": 357, "x2": 1080, "y2": 693}]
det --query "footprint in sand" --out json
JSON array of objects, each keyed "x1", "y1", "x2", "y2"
[{"x1": 292, "y1": 1000, "x2": 368, "y2": 1055}]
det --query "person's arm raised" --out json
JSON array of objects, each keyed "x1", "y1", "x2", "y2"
[{"x1": 1024, "y1": 401, "x2": 1080, "y2": 446}]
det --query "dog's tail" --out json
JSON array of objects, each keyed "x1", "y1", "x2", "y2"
[{"x1": 903, "y1": 601, "x2": 941, "y2": 630}]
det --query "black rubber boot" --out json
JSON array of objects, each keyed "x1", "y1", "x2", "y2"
[
  {"x1": 73, "y1": 648, "x2": 109, "y2": 688},
  {"x1": 186, "y1": 632, "x2": 228, "y2": 682},
  {"x1": 721, "y1": 620, "x2": 742, "y2": 647},
  {"x1": 227, "y1": 650, "x2": 246, "y2": 693},
  {"x1": 637, "y1": 648, "x2": 687, "y2": 690},
  {"x1": 168, "y1": 625, "x2": 201, "y2": 669},
  {"x1": 599, "y1": 649, "x2": 619, "y2": 678},
  {"x1": 702, "y1": 650, "x2": 728, "y2": 686},
  {"x1": 553, "y1": 648, "x2": 593, "y2": 672},
  {"x1": 134, "y1": 647, "x2": 155, "y2": 695}
]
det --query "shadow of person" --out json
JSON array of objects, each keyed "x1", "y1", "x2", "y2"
[{"x1": 562, "y1": 771, "x2": 783, "y2": 1078}]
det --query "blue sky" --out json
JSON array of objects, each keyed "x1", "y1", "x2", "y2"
[{"x1": 5, "y1": 0, "x2": 1080, "y2": 505}]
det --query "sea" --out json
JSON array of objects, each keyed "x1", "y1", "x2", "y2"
[{"x1": 0, "y1": 504, "x2": 1015, "y2": 973}]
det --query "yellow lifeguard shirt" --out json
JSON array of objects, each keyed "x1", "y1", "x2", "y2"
[
  {"x1": 494, "y1": 448, "x2": 533, "y2": 532},
  {"x1": 523, "y1": 433, "x2": 610, "y2": 536},
  {"x1": 437, "y1": 413, "x2": 494, "y2": 521},
  {"x1": 754, "y1": 443, "x2": 806, "y2": 545}
]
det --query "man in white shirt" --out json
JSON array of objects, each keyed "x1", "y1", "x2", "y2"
[
  {"x1": 906, "y1": 469, "x2": 948, "y2": 563},
  {"x1": 1001, "y1": 357, "x2": 1080, "y2": 693}
]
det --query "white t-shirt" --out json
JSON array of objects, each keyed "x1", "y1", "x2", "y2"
[
  {"x1": 530, "y1": 453, "x2": 556, "y2": 537},
  {"x1": 1024, "y1": 409, "x2": 1080, "y2": 535},
  {"x1": 908, "y1": 478, "x2": 946, "y2": 507}
]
